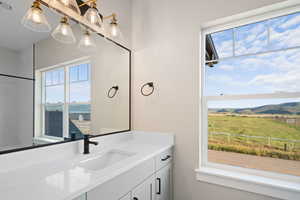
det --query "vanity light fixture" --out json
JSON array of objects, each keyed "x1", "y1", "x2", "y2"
[
  {"x1": 22, "y1": 0, "x2": 123, "y2": 45},
  {"x1": 51, "y1": 16, "x2": 76, "y2": 44},
  {"x1": 22, "y1": 0, "x2": 51, "y2": 32},
  {"x1": 78, "y1": 29, "x2": 96, "y2": 52}
]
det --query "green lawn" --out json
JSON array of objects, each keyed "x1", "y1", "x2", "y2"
[
  {"x1": 208, "y1": 115, "x2": 300, "y2": 140},
  {"x1": 208, "y1": 115, "x2": 300, "y2": 160}
]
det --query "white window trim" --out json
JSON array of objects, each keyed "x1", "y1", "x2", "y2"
[
  {"x1": 196, "y1": 2, "x2": 300, "y2": 199},
  {"x1": 35, "y1": 57, "x2": 91, "y2": 140}
]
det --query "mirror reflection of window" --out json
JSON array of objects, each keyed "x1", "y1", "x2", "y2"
[
  {"x1": 43, "y1": 68, "x2": 64, "y2": 138},
  {"x1": 41, "y1": 62, "x2": 91, "y2": 141},
  {"x1": 69, "y1": 63, "x2": 91, "y2": 138}
]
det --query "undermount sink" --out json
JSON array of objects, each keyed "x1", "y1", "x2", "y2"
[{"x1": 79, "y1": 150, "x2": 135, "y2": 171}]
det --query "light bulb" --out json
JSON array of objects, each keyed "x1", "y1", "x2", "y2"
[
  {"x1": 78, "y1": 30, "x2": 96, "y2": 52},
  {"x1": 60, "y1": 24, "x2": 69, "y2": 35},
  {"x1": 90, "y1": 12, "x2": 98, "y2": 24},
  {"x1": 51, "y1": 17, "x2": 76, "y2": 44},
  {"x1": 107, "y1": 15, "x2": 121, "y2": 39},
  {"x1": 22, "y1": 1, "x2": 51, "y2": 32},
  {"x1": 61, "y1": 0, "x2": 70, "y2": 6},
  {"x1": 31, "y1": 8, "x2": 43, "y2": 24},
  {"x1": 83, "y1": 36, "x2": 92, "y2": 46},
  {"x1": 84, "y1": 2, "x2": 102, "y2": 27},
  {"x1": 110, "y1": 23, "x2": 118, "y2": 37}
]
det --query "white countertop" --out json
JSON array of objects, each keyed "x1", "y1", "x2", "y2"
[{"x1": 0, "y1": 131, "x2": 174, "y2": 200}]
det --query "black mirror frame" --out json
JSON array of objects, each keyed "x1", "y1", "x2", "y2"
[{"x1": 0, "y1": 5, "x2": 131, "y2": 155}]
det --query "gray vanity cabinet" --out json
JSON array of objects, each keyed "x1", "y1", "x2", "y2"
[
  {"x1": 132, "y1": 175, "x2": 155, "y2": 200},
  {"x1": 86, "y1": 148, "x2": 173, "y2": 200},
  {"x1": 155, "y1": 164, "x2": 172, "y2": 200}
]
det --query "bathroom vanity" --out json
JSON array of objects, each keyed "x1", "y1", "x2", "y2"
[{"x1": 0, "y1": 131, "x2": 174, "y2": 200}]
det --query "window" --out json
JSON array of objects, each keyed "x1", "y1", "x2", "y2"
[
  {"x1": 43, "y1": 68, "x2": 64, "y2": 138},
  {"x1": 199, "y1": 6, "x2": 300, "y2": 199},
  {"x1": 40, "y1": 61, "x2": 91, "y2": 140}
]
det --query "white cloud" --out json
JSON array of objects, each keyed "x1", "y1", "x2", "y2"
[
  {"x1": 270, "y1": 27, "x2": 300, "y2": 48},
  {"x1": 279, "y1": 15, "x2": 300, "y2": 29},
  {"x1": 248, "y1": 50, "x2": 300, "y2": 92},
  {"x1": 207, "y1": 74, "x2": 247, "y2": 88},
  {"x1": 249, "y1": 71, "x2": 300, "y2": 92},
  {"x1": 239, "y1": 57, "x2": 269, "y2": 71},
  {"x1": 218, "y1": 64, "x2": 234, "y2": 71},
  {"x1": 215, "y1": 40, "x2": 232, "y2": 58},
  {"x1": 207, "y1": 74, "x2": 232, "y2": 82},
  {"x1": 233, "y1": 22, "x2": 268, "y2": 55}
]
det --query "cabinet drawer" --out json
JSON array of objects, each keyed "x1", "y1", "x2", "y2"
[{"x1": 155, "y1": 148, "x2": 172, "y2": 171}]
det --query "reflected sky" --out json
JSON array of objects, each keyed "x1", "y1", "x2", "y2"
[{"x1": 45, "y1": 63, "x2": 90, "y2": 103}]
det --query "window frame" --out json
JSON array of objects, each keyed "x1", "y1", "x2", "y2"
[
  {"x1": 36, "y1": 58, "x2": 91, "y2": 141},
  {"x1": 197, "y1": 3, "x2": 300, "y2": 199}
]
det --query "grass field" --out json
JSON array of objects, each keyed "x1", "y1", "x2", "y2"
[{"x1": 208, "y1": 115, "x2": 300, "y2": 161}]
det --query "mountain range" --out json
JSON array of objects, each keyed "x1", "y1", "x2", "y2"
[{"x1": 209, "y1": 102, "x2": 300, "y2": 115}]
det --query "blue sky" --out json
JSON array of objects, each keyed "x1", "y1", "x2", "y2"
[{"x1": 206, "y1": 12, "x2": 300, "y2": 108}]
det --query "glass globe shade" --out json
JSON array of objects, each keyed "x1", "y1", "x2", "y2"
[
  {"x1": 51, "y1": 17, "x2": 76, "y2": 44},
  {"x1": 21, "y1": 1, "x2": 51, "y2": 32},
  {"x1": 78, "y1": 30, "x2": 97, "y2": 53}
]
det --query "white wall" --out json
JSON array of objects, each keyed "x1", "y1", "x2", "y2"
[
  {"x1": 0, "y1": 46, "x2": 33, "y2": 149},
  {"x1": 0, "y1": 47, "x2": 19, "y2": 76},
  {"x1": 0, "y1": 46, "x2": 33, "y2": 78},
  {"x1": 131, "y1": 0, "x2": 287, "y2": 200},
  {"x1": 91, "y1": 43, "x2": 130, "y2": 133},
  {"x1": 0, "y1": 76, "x2": 18, "y2": 148},
  {"x1": 16, "y1": 46, "x2": 34, "y2": 147}
]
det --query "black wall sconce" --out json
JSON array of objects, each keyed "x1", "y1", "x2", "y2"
[
  {"x1": 107, "y1": 85, "x2": 119, "y2": 98},
  {"x1": 141, "y1": 82, "x2": 154, "y2": 96}
]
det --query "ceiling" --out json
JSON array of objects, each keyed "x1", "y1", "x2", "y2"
[{"x1": 0, "y1": 0, "x2": 61, "y2": 51}]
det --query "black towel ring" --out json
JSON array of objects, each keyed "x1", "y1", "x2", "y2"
[
  {"x1": 141, "y1": 82, "x2": 154, "y2": 96},
  {"x1": 107, "y1": 86, "x2": 119, "y2": 98}
]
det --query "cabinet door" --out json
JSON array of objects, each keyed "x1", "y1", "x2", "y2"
[
  {"x1": 155, "y1": 164, "x2": 172, "y2": 200},
  {"x1": 132, "y1": 175, "x2": 155, "y2": 200},
  {"x1": 73, "y1": 193, "x2": 87, "y2": 200}
]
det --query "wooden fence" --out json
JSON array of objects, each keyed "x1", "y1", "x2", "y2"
[{"x1": 209, "y1": 132, "x2": 300, "y2": 151}]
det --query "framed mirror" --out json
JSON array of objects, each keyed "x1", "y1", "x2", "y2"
[{"x1": 0, "y1": 0, "x2": 130, "y2": 154}]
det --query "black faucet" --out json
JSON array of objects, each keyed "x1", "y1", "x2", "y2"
[{"x1": 83, "y1": 135, "x2": 99, "y2": 154}]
